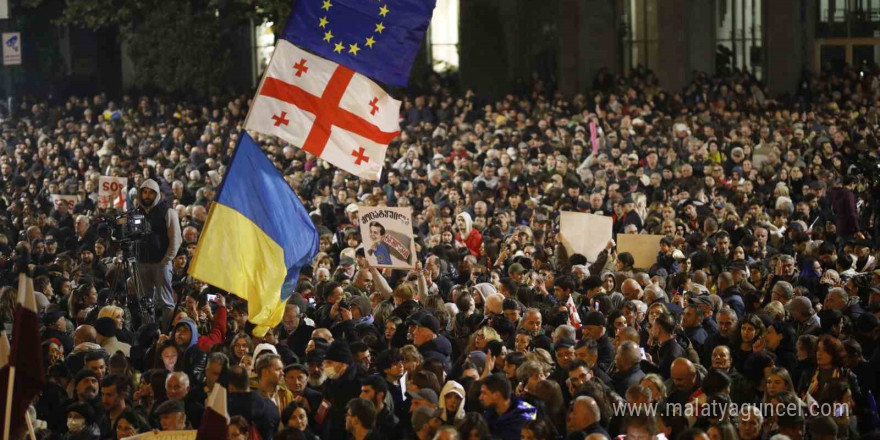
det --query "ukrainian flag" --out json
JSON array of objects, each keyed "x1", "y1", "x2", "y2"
[{"x1": 189, "y1": 130, "x2": 318, "y2": 336}]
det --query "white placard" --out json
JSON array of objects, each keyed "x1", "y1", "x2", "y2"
[
  {"x1": 358, "y1": 206, "x2": 416, "y2": 269},
  {"x1": 2, "y1": 32, "x2": 20, "y2": 66},
  {"x1": 0, "y1": 0, "x2": 9, "y2": 19},
  {"x1": 559, "y1": 211, "x2": 613, "y2": 262},
  {"x1": 50, "y1": 194, "x2": 77, "y2": 212},
  {"x1": 98, "y1": 176, "x2": 128, "y2": 209}
]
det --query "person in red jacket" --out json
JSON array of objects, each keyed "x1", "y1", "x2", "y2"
[{"x1": 456, "y1": 212, "x2": 483, "y2": 258}]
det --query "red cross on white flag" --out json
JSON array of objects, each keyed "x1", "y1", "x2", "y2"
[{"x1": 245, "y1": 40, "x2": 401, "y2": 181}]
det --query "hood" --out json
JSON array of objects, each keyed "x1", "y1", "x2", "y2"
[
  {"x1": 457, "y1": 212, "x2": 473, "y2": 234},
  {"x1": 138, "y1": 179, "x2": 162, "y2": 210},
  {"x1": 472, "y1": 283, "x2": 497, "y2": 302},
  {"x1": 139, "y1": 178, "x2": 162, "y2": 209},
  {"x1": 439, "y1": 380, "x2": 466, "y2": 422},
  {"x1": 176, "y1": 318, "x2": 199, "y2": 349}
]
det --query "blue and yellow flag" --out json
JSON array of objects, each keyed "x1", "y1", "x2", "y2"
[
  {"x1": 282, "y1": 0, "x2": 436, "y2": 87},
  {"x1": 189, "y1": 130, "x2": 318, "y2": 336}
]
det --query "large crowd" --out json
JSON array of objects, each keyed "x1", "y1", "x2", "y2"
[{"x1": 1, "y1": 64, "x2": 880, "y2": 440}]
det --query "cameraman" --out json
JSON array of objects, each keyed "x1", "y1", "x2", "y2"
[{"x1": 135, "y1": 179, "x2": 182, "y2": 323}]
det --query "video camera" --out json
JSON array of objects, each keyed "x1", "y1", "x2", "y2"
[{"x1": 96, "y1": 211, "x2": 152, "y2": 243}]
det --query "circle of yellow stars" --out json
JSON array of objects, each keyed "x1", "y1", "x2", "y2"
[{"x1": 319, "y1": 0, "x2": 388, "y2": 56}]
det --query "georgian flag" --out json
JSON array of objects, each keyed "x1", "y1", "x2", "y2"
[
  {"x1": 245, "y1": 40, "x2": 402, "y2": 181},
  {"x1": 196, "y1": 383, "x2": 230, "y2": 440},
  {"x1": 0, "y1": 273, "x2": 45, "y2": 440}
]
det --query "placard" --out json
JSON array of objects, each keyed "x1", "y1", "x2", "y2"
[
  {"x1": 358, "y1": 206, "x2": 416, "y2": 269},
  {"x1": 2, "y1": 32, "x2": 20, "y2": 66},
  {"x1": 617, "y1": 234, "x2": 664, "y2": 269},
  {"x1": 98, "y1": 176, "x2": 128, "y2": 209},
  {"x1": 559, "y1": 211, "x2": 613, "y2": 262},
  {"x1": 50, "y1": 194, "x2": 77, "y2": 212}
]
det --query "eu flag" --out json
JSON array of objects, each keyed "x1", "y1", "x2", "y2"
[
  {"x1": 188, "y1": 130, "x2": 318, "y2": 336},
  {"x1": 282, "y1": 0, "x2": 436, "y2": 87}
]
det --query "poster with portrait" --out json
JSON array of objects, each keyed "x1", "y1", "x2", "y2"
[{"x1": 358, "y1": 206, "x2": 416, "y2": 269}]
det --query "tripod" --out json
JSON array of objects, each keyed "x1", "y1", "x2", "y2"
[{"x1": 106, "y1": 239, "x2": 157, "y2": 329}]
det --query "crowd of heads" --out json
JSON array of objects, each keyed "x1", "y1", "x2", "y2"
[{"x1": 2, "y1": 64, "x2": 880, "y2": 440}]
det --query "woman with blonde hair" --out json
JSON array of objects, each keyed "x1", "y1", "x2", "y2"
[
  {"x1": 98, "y1": 305, "x2": 134, "y2": 343},
  {"x1": 763, "y1": 301, "x2": 787, "y2": 322},
  {"x1": 469, "y1": 326, "x2": 501, "y2": 353}
]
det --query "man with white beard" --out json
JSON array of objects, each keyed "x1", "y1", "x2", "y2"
[
  {"x1": 320, "y1": 341, "x2": 365, "y2": 440},
  {"x1": 306, "y1": 349, "x2": 328, "y2": 392}
]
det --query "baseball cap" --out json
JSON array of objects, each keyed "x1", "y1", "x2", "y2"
[
  {"x1": 414, "y1": 314, "x2": 441, "y2": 334},
  {"x1": 688, "y1": 296, "x2": 713, "y2": 308},
  {"x1": 554, "y1": 338, "x2": 576, "y2": 351},
  {"x1": 407, "y1": 389, "x2": 439, "y2": 406}
]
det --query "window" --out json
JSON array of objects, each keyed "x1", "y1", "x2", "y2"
[
  {"x1": 430, "y1": 0, "x2": 459, "y2": 72},
  {"x1": 716, "y1": 0, "x2": 763, "y2": 78},
  {"x1": 623, "y1": 0, "x2": 660, "y2": 74},
  {"x1": 255, "y1": 21, "x2": 276, "y2": 83}
]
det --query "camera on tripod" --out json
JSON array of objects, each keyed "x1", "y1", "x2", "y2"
[{"x1": 97, "y1": 211, "x2": 152, "y2": 243}]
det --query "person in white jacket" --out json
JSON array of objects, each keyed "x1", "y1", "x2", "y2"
[{"x1": 438, "y1": 380, "x2": 466, "y2": 426}]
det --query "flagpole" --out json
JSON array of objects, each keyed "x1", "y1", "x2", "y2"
[
  {"x1": 24, "y1": 409, "x2": 36, "y2": 440},
  {"x1": 2, "y1": 366, "x2": 15, "y2": 440}
]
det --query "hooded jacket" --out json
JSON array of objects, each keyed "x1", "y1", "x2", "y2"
[
  {"x1": 439, "y1": 381, "x2": 466, "y2": 425},
  {"x1": 176, "y1": 318, "x2": 207, "y2": 384},
  {"x1": 455, "y1": 212, "x2": 482, "y2": 257},
  {"x1": 136, "y1": 178, "x2": 182, "y2": 264},
  {"x1": 483, "y1": 396, "x2": 537, "y2": 440}
]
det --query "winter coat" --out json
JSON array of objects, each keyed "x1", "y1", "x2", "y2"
[
  {"x1": 417, "y1": 334, "x2": 453, "y2": 371},
  {"x1": 483, "y1": 397, "x2": 537, "y2": 440}
]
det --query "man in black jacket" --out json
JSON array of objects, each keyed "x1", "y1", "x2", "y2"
[
  {"x1": 361, "y1": 375, "x2": 401, "y2": 440},
  {"x1": 412, "y1": 314, "x2": 452, "y2": 371},
  {"x1": 320, "y1": 340, "x2": 365, "y2": 440},
  {"x1": 581, "y1": 311, "x2": 614, "y2": 372},
  {"x1": 284, "y1": 364, "x2": 323, "y2": 421},
  {"x1": 228, "y1": 366, "x2": 280, "y2": 440},
  {"x1": 702, "y1": 308, "x2": 738, "y2": 363},
  {"x1": 652, "y1": 312, "x2": 685, "y2": 379},
  {"x1": 282, "y1": 303, "x2": 314, "y2": 358}
]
